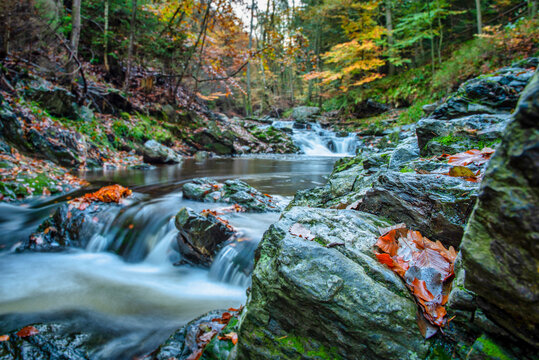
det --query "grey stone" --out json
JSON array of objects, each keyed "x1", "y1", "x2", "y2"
[
  {"x1": 175, "y1": 207, "x2": 235, "y2": 266},
  {"x1": 142, "y1": 140, "x2": 183, "y2": 164},
  {"x1": 457, "y1": 71, "x2": 539, "y2": 347},
  {"x1": 236, "y1": 207, "x2": 429, "y2": 360},
  {"x1": 389, "y1": 137, "x2": 420, "y2": 170},
  {"x1": 416, "y1": 113, "x2": 511, "y2": 157},
  {"x1": 355, "y1": 171, "x2": 478, "y2": 248},
  {"x1": 290, "y1": 106, "x2": 320, "y2": 122}
]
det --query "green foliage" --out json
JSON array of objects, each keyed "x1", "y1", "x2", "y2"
[
  {"x1": 398, "y1": 99, "x2": 432, "y2": 125},
  {"x1": 400, "y1": 166, "x2": 414, "y2": 173}
]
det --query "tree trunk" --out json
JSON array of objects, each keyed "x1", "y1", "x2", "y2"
[
  {"x1": 104, "y1": 0, "x2": 109, "y2": 71},
  {"x1": 475, "y1": 0, "x2": 482, "y2": 34},
  {"x1": 123, "y1": 0, "x2": 137, "y2": 93},
  {"x1": 246, "y1": 0, "x2": 255, "y2": 116},
  {"x1": 529, "y1": 0, "x2": 537, "y2": 18},
  {"x1": 437, "y1": 13, "x2": 443, "y2": 64},
  {"x1": 70, "y1": 0, "x2": 81, "y2": 80},
  {"x1": 385, "y1": 0, "x2": 395, "y2": 75}
]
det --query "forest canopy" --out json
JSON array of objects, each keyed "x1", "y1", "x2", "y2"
[{"x1": 0, "y1": 0, "x2": 537, "y2": 117}]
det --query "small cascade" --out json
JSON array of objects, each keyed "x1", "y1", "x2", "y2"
[
  {"x1": 208, "y1": 240, "x2": 258, "y2": 287},
  {"x1": 271, "y1": 121, "x2": 358, "y2": 156}
]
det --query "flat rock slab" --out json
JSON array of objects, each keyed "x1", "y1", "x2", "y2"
[{"x1": 237, "y1": 207, "x2": 429, "y2": 360}]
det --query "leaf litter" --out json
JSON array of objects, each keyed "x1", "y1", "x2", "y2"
[{"x1": 374, "y1": 224, "x2": 457, "y2": 338}]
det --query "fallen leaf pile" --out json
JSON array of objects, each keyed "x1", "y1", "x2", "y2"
[
  {"x1": 375, "y1": 223, "x2": 457, "y2": 338},
  {"x1": 69, "y1": 184, "x2": 132, "y2": 210},
  {"x1": 186, "y1": 307, "x2": 241, "y2": 360}
]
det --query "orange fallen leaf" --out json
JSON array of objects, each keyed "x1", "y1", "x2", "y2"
[
  {"x1": 0, "y1": 335, "x2": 9, "y2": 342},
  {"x1": 16, "y1": 326, "x2": 39, "y2": 337},
  {"x1": 447, "y1": 147, "x2": 495, "y2": 166},
  {"x1": 411, "y1": 278, "x2": 435, "y2": 302},
  {"x1": 218, "y1": 332, "x2": 238, "y2": 345},
  {"x1": 376, "y1": 253, "x2": 395, "y2": 267},
  {"x1": 375, "y1": 229, "x2": 400, "y2": 257}
]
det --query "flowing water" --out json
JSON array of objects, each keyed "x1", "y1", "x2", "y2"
[{"x1": 0, "y1": 129, "x2": 359, "y2": 358}]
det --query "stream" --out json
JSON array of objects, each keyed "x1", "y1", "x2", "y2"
[{"x1": 0, "y1": 123, "x2": 359, "y2": 358}]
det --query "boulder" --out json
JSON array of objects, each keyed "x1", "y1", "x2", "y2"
[
  {"x1": 182, "y1": 178, "x2": 282, "y2": 212},
  {"x1": 432, "y1": 66, "x2": 535, "y2": 120},
  {"x1": 456, "y1": 71, "x2": 539, "y2": 347},
  {"x1": 175, "y1": 207, "x2": 235, "y2": 266},
  {"x1": 355, "y1": 171, "x2": 479, "y2": 248},
  {"x1": 290, "y1": 106, "x2": 320, "y2": 122},
  {"x1": 142, "y1": 140, "x2": 183, "y2": 164},
  {"x1": 236, "y1": 207, "x2": 429, "y2": 360},
  {"x1": 416, "y1": 113, "x2": 511, "y2": 157},
  {"x1": 24, "y1": 201, "x2": 122, "y2": 252}
]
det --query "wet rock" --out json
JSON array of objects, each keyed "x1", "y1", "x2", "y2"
[
  {"x1": 432, "y1": 67, "x2": 535, "y2": 120},
  {"x1": 174, "y1": 207, "x2": 235, "y2": 266},
  {"x1": 148, "y1": 309, "x2": 231, "y2": 360},
  {"x1": 0, "y1": 323, "x2": 91, "y2": 360},
  {"x1": 416, "y1": 113, "x2": 511, "y2": 157},
  {"x1": 248, "y1": 126, "x2": 298, "y2": 153},
  {"x1": 24, "y1": 201, "x2": 122, "y2": 252},
  {"x1": 182, "y1": 178, "x2": 221, "y2": 202},
  {"x1": 182, "y1": 178, "x2": 282, "y2": 212},
  {"x1": 236, "y1": 207, "x2": 429, "y2": 360},
  {"x1": 290, "y1": 106, "x2": 320, "y2": 122},
  {"x1": 141, "y1": 140, "x2": 183, "y2": 164},
  {"x1": 356, "y1": 171, "x2": 478, "y2": 248},
  {"x1": 456, "y1": 71, "x2": 539, "y2": 347},
  {"x1": 388, "y1": 136, "x2": 420, "y2": 169}
]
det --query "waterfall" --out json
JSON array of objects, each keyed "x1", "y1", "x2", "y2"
[{"x1": 270, "y1": 121, "x2": 359, "y2": 156}]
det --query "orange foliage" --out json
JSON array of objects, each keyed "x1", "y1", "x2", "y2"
[
  {"x1": 69, "y1": 185, "x2": 132, "y2": 210},
  {"x1": 375, "y1": 224, "x2": 457, "y2": 337}
]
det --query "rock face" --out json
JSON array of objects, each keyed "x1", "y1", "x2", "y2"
[
  {"x1": 456, "y1": 71, "x2": 539, "y2": 347},
  {"x1": 142, "y1": 140, "x2": 183, "y2": 164},
  {"x1": 235, "y1": 64, "x2": 538, "y2": 360},
  {"x1": 416, "y1": 114, "x2": 511, "y2": 157},
  {"x1": 355, "y1": 172, "x2": 478, "y2": 248},
  {"x1": 0, "y1": 105, "x2": 100, "y2": 167},
  {"x1": 236, "y1": 207, "x2": 429, "y2": 360},
  {"x1": 175, "y1": 207, "x2": 235, "y2": 266},
  {"x1": 432, "y1": 65, "x2": 534, "y2": 120},
  {"x1": 182, "y1": 178, "x2": 282, "y2": 212},
  {"x1": 290, "y1": 106, "x2": 320, "y2": 122}
]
